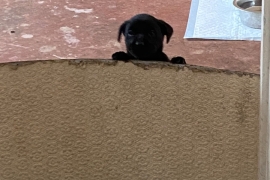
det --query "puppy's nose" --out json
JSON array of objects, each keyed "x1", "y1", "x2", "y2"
[
  {"x1": 135, "y1": 41, "x2": 144, "y2": 45},
  {"x1": 135, "y1": 34, "x2": 144, "y2": 45}
]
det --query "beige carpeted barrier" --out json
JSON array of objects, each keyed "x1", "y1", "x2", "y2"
[{"x1": 0, "y1": 60, "x2": 259, "y2": 180}]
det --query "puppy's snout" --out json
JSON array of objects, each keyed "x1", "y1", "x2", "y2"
[
  {"x1": 135, "y1": 41, "x2": 144, "y2": 45},
  {"x1": 135, "y1": 34, "x2": 144, "y2": 46}
]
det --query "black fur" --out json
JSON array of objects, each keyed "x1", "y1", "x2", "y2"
[{"x1": 112, "y1": 14, "x2": 186, "y2": 64}]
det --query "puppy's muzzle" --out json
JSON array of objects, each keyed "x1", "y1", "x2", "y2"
[
  {"x1": 135, "y1": 35, "x2": 145, "y2": 46},
  {"x1": 135, "y1": 41, "x2": 144, "y2": 45}
]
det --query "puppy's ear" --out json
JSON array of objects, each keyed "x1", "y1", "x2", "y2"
[
  {"x1": 117, "y1": 21, "x2": 128, "y2": 42},
  {"x1": 158, "y1": 20, "x2": 173, "y2": 43}
]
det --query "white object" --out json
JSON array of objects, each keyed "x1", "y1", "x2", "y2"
[
  {"x1": 184, "y1": 0, "x2": 261, "y2": 41},
  {"x1": 259, "y1": 0, "x2": 270, "y2": 179}
]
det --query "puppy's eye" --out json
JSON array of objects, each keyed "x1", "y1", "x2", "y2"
[
  {"x1": 128, "y1": 30, "x2": 134, "y2": 36},
  {"x1": 149, "y1": 30, "x2": 155, "y2": 37}
]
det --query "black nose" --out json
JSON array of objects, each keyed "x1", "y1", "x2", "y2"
[
  {"x1": 135, "y1": 41, "x2": 144, "y2": 45},
  {"x1": 135, "y1": 34, "x2": 144, "y2": 45}
]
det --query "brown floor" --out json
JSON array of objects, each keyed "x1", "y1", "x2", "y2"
[{"x1": 0, "y1": 0, "x2": 260, "y2": 74}]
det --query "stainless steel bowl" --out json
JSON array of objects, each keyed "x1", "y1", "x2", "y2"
[
  {"x1": 235, "y1": 0, "x2": 261, "y2": 9},
  {"x1": 233, "y1": 0, "x2": 262, "y2": 29}
]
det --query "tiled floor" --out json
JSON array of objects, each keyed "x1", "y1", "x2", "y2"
[{"x1": 0, "y1": 0, "x2": 260, "y2": 74}]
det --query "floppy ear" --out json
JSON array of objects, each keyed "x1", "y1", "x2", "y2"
[
  {"x1": 117, "y1": 21, "x2": 129, "y2": 42},
  {"x1": 158, "y1": 19, "x2": 173, "y2": 43}
]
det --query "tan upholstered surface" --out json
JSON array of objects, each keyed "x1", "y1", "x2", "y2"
[{"x1": 0, "y1": 60, "x2": 259, "y2": 180}]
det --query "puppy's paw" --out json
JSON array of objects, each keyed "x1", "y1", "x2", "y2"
[
  {"x1": 171, "y1": 56, "x2": 186, "y2": 64},
  {"x1": 112, "y1": 51, "x2": 130, "y2": 62}
]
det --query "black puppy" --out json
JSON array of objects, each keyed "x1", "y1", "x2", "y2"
[{"x1": 112, "y1": 14, "x2": 186, "y2": 64}]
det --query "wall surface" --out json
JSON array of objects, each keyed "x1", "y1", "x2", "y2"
[{"x1": 0, "y1": 60, "x2": 259, "y2": 180}]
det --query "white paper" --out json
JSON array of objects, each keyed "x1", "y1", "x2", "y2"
[{"x1": 184, "y1": 0, "x2": 261, "y2": 41}]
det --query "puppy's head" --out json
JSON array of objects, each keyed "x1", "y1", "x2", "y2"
[{"x1": 117, "y1": 14, "x2": 173, "y2": 59}]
